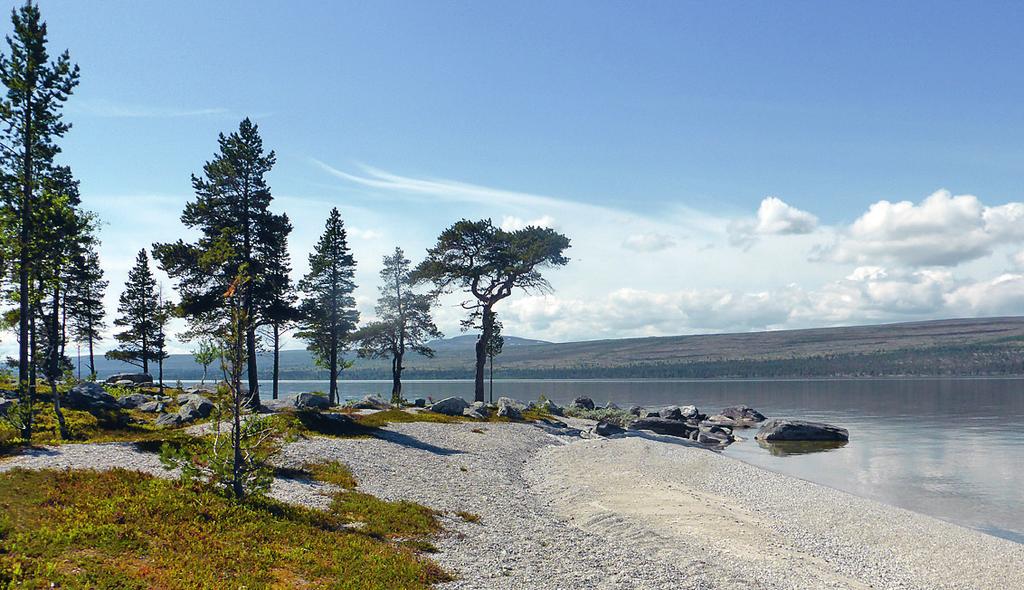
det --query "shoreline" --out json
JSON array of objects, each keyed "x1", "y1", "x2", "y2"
[{"x1": 2, "y1": 419, "x2": 1021, "y2": 588}]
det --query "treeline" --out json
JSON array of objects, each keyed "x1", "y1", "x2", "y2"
[{"x1": 0, "y1": 2, "x2": 572, "y2": 447}]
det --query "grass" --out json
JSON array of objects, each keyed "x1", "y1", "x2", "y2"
[
  {"x1": 352, "y1": 409, "x2": 467, "y2": 428},
  {"x1": 455, "y1": 511, "x2": 480, "y2": 524},
  {"x1": 0, "y1": 465, "x2": 450, "y2": 589}
]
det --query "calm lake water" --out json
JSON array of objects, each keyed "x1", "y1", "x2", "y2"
[{"x1": 239, "y1": 377, "x2": 1024, "y2": 543}]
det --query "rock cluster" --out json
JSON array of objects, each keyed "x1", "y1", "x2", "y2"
[
  {"x1": 155, "y1": 393, "x2": 215, "y2": 427},
  {"x1": 626, "y1": 403, "x2": 768, "y2": 447}
]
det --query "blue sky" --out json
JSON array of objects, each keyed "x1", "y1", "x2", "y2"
[{"x1": 10, "y1": 1, "x2": 1024, "y2": 351}]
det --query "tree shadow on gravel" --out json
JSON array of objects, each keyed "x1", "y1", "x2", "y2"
[{"x1": 371, "y1": 430, "x2": 464, "y2": 456}]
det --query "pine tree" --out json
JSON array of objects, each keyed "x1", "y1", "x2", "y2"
[
  {"x1": 354, "y1": 247, "x2": 441, "y2": 403},
  {"x1": 67, "y1": 244, "x2": 106, "y2": 379},
  {"x1": 296, "y1": 208, "x2": 358, "y2": 404},
  {"x1": 153, "y1": 118, "x2": 289, "y2": 407},
  {"x1": 258, "y1": 213, "x2": 299, "y2": 400},
  {"x1": 107, "y1": 249, "x2": 160, "y2": 373},
  {"x1": 0, "y1": 0, "x2": 79, "y2": 440}
]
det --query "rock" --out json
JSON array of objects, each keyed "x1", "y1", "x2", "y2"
[
  {"x1": 104, "y1": 373, "x2": 153, "y2": 385},
  {"x1": 720, "y1": 405, "x2": 766, "y2": 424},
  {"x1": 113, "y1": 379, "x2": 135, "y2": 387},
  {"x1": 534, "y1": 416, "x2": 569, "y2": 429},
  {"x1": 604, "y1": 401, "x2": 620, "y2": 410},
  {"x1": 629, "y1": 417, "x2": 694, "y2": 438},
  {"x1": 179, "y1": 395, "x2": 214, "y2": 419},
  {"x1": 0, "y1": 398, "x2": 12, "y2": 416},
  {"x1": 539, "y1": 399, "x2": 563, "y2": 416},
  {"x1": 704, "y1": 414, "x2": 738, "y2": 427},
  {"x1": 680, "y1": 405, "x2": 701, "y2": 420},
  {"x1": 262, "y1": 398, "x2": 293, "y2": 412},
  {"x1": 570, "y1": 397, "x2": 595, "y2": 411},
  {"x1": 350, "y1": 395, "x2": 390, "y2": 410},
  {"x1": 138, "y1": 401, "x2": 165, "y2": 413},
  {"x1": 497, "y1": 397, "x2": 523, "y2": 420},
  {"x1": 594, "y1": 421, "x2": 625, "y2": 436},
  {"x1": 639, "y1": 408, "x2": 660, "y2": 418},
  {"x1": 659, "y1": 405, "x2": 683, "y2": 421},
  {"x1": 428, "y1": 396, "x2": 470, "y2": 416},
  {"x1": 155, "y1": 412, "x2": 184, "y2": 427},
  {"x1": 628, "y1": 406, "x2": 644, "y2": 416},
  {"x1": 295, "y1": 392, "x2": 332, "y2": 410},
  {"x1": 698, "y1": 430, "x2": 733, "y2": 445},
  {"x1": 756, "y1": 419, "x2": 849, "y2": 442},
  {"x1": 117, "y1": 393, "x2": 153, "y2": 409},
  {"x1": 463, "y1": 401, "x2": 491, "y2": 419},
  {"x1": 699, "y1": 421, "x2": 733, "y2": 436},
  {"x1": 65, "y1": 382, "x2": 118, "y2": 412},
  {"x1": 413, "y1": 398, "x2": 427, "y2": 408}
]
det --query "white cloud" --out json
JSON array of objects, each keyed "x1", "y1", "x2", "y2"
[
  {"x1": 74, "y1": 99, "x2": 232, "y2": 119},
  {"x1": 348, "y1": 226, "x2": 383, "y2": 240},
  {"x1": 729, "y1": 196, "x2": 818, "y2": 248},
  {"x1": 500, "y1": 215, "x2": 556, "y2": 231},
  {"x1": 622, "y1": 232, "x2": 676, "y2": 252},
  {"x1": 817, "y1": 190, "x2": 1024, "y2": 267}
]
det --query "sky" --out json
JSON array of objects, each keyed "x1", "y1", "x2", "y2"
[{"x1": 7, "y1": 0, "x2": 1024, "y2": 354}]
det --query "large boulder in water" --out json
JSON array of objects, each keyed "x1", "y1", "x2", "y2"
[
  {"x1": 720, "y1": 405, "x2": 766, "y2": 424},
  {"x1": 65, "y1": 382, "x2": 118, "y2": 411},
  {"x1": 428, "y1": 396, "x2": 469, "y2": 416},
  {"x1": 755, "y1": 419, "x2": 849, "y2": 442}
]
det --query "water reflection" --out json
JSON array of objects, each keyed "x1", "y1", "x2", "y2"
[{"x1": 757, "y1": 439, "x2": 848, "y2": 456}]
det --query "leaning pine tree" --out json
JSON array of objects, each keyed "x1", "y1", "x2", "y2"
[
  {"x1": 296, "y1": 208, "x2": 359, "y2": 405},
  {"x1": 415, "y1": 219, "x2": 569, "y2": 402},
  {"x1": 353, "y1": 247, "x2": 441, "y2": 404},
  {"x1": 106, "y1": 249, "x2": 160, "y2": 374},
  {"x1": 0, "y1": 0, "x2": 79, "y2": 441}
]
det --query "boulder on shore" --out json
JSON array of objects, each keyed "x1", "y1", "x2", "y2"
[
  {"x1": 155, "y1": 412, "x2": 183, "y2": 427},
  {"x1": 65, "y1": 382, "x2": 118, "y2": 412},
  {"x1": 680, "y1": 405, "x2": 703, "y2": 420},
  {"x1": 595, "y1": 421, "x2": 625, "y2": 437},
  {"x1": 755, "y1": 419, "x2": 849, "y2": 442},
  {"x1": 464, "y1": 401, "x2": 491, "y2": 420},
  {"x1": 104, "y1": 373, "x2": 153, "y2": 385},
  {"x1": 570, "y1": 397, "x2": 595, "y2": 411},
  {"x1": 497, "y1": 397, "x2": 523, "y2": 420},
  {"x1": 429, "y1": 396, "x2": 470, "y2": 416},
  {"x1": 539, "y1": 399, "x2": 563, "y2": 416},
  {"x1": 629, "y1": 417, "x2": 693, "y2": 438},
  {"x1": 413, "y1": 398, "x2": 427, "y2": 408},
  {"x1": 117, "y1": 393, "x2": 154, "y2": 409},
  {"x1": 659, "y1": 405, "x2": 683, "y2": 420},
  {"x1": 295, "y1": 392, "x2": 332, "y2": 410},
  {"x1": 350, "y1": 395, "x2": 390, "y2": 410},
  {"x1": 138, "y1": 400, "x2": 165, "y2": 413}
]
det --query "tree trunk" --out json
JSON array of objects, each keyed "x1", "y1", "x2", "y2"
[
  {"x1": 473, "y1": 305, "x2": 494, "y2": 403},
  {"x1": 391, "y1": 350, "x2": 404, "y2": 405},
  {"x1": 329, "y1": 329, "x2": 338, "y2": 405},
  {"x1": 489, "y1": 353, "x2": 494, "y2": 404},
  {"x1": 18, "y1": 90, "x2": 33, "y2": 442},
  {"x1": 49, "y1": 287, "x2": 68, "y2": 439},
  {"x1": 158, "y1": 349, "x2": 164, "y2": 396},
  {"x1": 141, "y1": 328, "x2": 148, "y2": 374},
  {"x1": 272, "y1": 323, "x2": 280, "y2": 400},
  {"x1": 245, "y1": 326, "x2": 260, "y2": 408}
]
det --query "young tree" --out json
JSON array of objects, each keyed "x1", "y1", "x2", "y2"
[
  {"x1": 192, "y1": 339, "x2": 219, "y2": 386},
  {"x1": 153, "y1": 286, "x2": 173, "y2": 395},
  {"x1": 486, "y1": 316, "x2": 504, "y2": 403},
  {"x1": 153, "y1": 118, "x2": 290, "y2": 408},
  {"x1": 67, "y1": 244, "x2": 106, "y2": 379},
  {"x1": 0, "y1": 0, "x2": 79, "y2": 440},
  {"x1": 415, "y1": 219, "x2": 569, "y2": 402},
  {"x1": 107, "y1": 249, "x2": 160, "y2": 374},
  {"x1": 296, "y1": 208, "x2": 358, "y2": 405},
  {"x1": 353, "y1": 247, "x2": 441, "y2": 404}
]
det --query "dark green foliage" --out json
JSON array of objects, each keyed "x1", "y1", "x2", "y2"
[
  {"x1": 106, "y1": 249, "x2": 160, "y2": 372},
  {"x1": 153, "y1": 118, "x2": 291, "y2": 405},
  {"x1": 354, "y1": 247, "x2": 441, "y2": 404},
  {"x1": 0, "y1": 468, "x2": 450, "y2": 588},
  {"x1": 415, "y1": 218, "x2": 570, "y2": 402},
  {"x1": 296, "y1": 207, "x2": 359, "y2": 404},
  {"x1": 66, "y1": 244, "x2": 107, "y2": 378}
]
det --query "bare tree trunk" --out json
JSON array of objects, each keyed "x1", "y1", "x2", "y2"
[
  {"x1": 489, "y1": 353, "x2": 494, "y2": 404},
  {"x1": 473, "y1": 305, "x2": 494, "y2": 403},
  {"x1": 245, "y1": 326, "x2": 260, "y2": 408},
  {"x1": 272, "y1": 323, "x2": 280, "y2": 400},
  {"x1": 49, "y1": 286, "x2": 68, "y2": 439},
  {"x1": 391, "y1": 350, "x2": 404, "y2": 405},
  {"x1": 18, "y1": 92, "x2": 34, "y2": 442}
]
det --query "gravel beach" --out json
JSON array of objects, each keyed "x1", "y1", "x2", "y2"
[{"x1": 1, "y1": 420, "x2": 1020, "y2": 589}]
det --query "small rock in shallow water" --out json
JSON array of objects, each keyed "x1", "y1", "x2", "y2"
[{"x1": 755, "y1": 419, "x2": 849, "y2": 442}]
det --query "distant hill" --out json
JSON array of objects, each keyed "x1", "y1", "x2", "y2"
[{"x1": 86, "y1": 316, "x2": 1024, "y2": 380}]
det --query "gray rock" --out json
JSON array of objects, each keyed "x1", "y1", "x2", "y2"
[
  {"x1": 429, "y1": 396, "x2": 470, "y2": 416},
  {"x1": 180, "y1": 395, "x2": 214, "y2": 419},
  {"x1": 628, "y1": 406, "x2": 644, "y2": 416},
  {"x1": 659, "y1": 405, "x2": 683, "y2": 420},
  {"x1": 604, "y1": 401, "x2": 621, "y2": 410},
  {"x1": 104, "y1": 373, "x2": 153, "y2": 385},
  {"x1": 295, "y1": 392, "x2": 332, "y2": 410},
  {"x1": 117, "y1": 393, "x2": 153, "y2": 409},
  {"x1": 697, "y1": 430, "x2": 733, "y2": 445},
  {"x1": 413, "y1": 398, "x2": 427, "y2": 408},
  {"x1": 138, "y1": 401, "x2": 165, "y2": 413},
  {"x1": 0, "y1": 398, "x2": 12, "y2": 416},
  {"x1": 629, "y1": 417, "x2": 693, "y2": 438},
  {"x1": 756, "y1": 419, "x2": 849, "y2": 442},
  {"x1": 350, "y1": 394, "x2": 390, "y2": 410},
  {"x1": 699, "y1": 421, "x2": 733, "y2": 436},
  {"x1": 595, "y1": 421, "x2": 625, "y2": 436},
  {"x1": 497, "y1": 398, "x2": 523, "y2": 420},
  {"x1": 65, "y1": 382, "x2": 118, "y2": 412},
  {"x1": 262, "y1": 398, "x2": 293, "y2": 412},
  {"x1": 639, "y1": 408, "x2": 660, "y2": 418},
  {"x1": 704, "y1": 414, "x2": 738, "y2": 427},
  {"x1": 155, "y1": 412, "x2": 183, "y2": 427},
  {"x1": 570, "y1": 396, "x2": 595, "y2": 411},
  {"x1": 464, "y1": 401, "x2": 492, "y2": 419},
  {"x1": 720, "y1": 405, "x2": 767, "y2": 424},
  {"x1": 680, "y1": 405, "x2": 701, "y2": 420},
  {"x1": 539, "y1": 398, "x2": 563, "y2": 416},
  {"x1": 113, "y1": 379, "x2": 136, "y2": 387}
]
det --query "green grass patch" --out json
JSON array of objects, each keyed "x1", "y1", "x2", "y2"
[
  {"x1": 455, "y1": 511, "x2": 481, "y2": 524},
  {"x1": 0, "y1": 468, "x2": 450, "y2": 589},
  {"x1": 269, "y1": 410, "x2": 380, "y2": 439},
  {"x1": 353, "y1": 409, "x2": 467, "y2": 428}
]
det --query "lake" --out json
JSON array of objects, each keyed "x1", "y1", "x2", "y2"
[{"x1": 239, "y1": 377, "x2": 1024, "y2": 543}]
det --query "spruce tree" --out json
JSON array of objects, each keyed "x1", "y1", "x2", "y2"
[
  {"x1": 296, "y1": 208, "x2": 358, "y2": 404},
  {"x1": 0, "y1": 0, "x2": 79, "y2": 440},
  {"x1": 354, "y1": 247, "x2": 441, "y2": 403},
  {"x1": 67, "y1": 244, "x2": 107, "y2": 379},
  {"x1": 153, "y1": 118, "x2": 289, "y2": 407},
  {"x1": 107, "y1": 249, "x2": 160, "y2": 373},
  {"x1": 259, "y1": 213, "x2": 299, "y2": 400}
]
